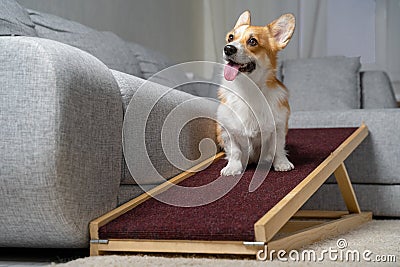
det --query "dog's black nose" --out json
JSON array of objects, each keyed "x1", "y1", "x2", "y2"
[{"x1": 224, "y1": 45, "x2": 237, "y2": 56}]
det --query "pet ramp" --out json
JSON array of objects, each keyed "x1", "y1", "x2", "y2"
[{"x1": 90, "y1": 124, "x2": 371, "y2": 259}]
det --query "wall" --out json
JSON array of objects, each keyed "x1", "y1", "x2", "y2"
[
  {"x1": 387, "y1": 0, "x2": 400, "y2": 82},
  {"x1": 326, "y1": 0, "x2": 375, "y2": 64}
]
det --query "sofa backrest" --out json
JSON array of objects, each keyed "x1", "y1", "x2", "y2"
[
  {"x1": 281, "y1": 56, "x2": 362, "y2": 112},
  {"x1": 281, "y1": 56, "x2": 398, "y2": 111},
  {"x1": 27, "y1": 9, "x2": 172, "y2": 79},
  {"x1": 0, "y1": 0, "x2": 171, "y2": 80},
  {"x1": 171, "y1": 56, "x2": 397, "y2": 112},
  {"x1": 0, "y1": 0, "x2": 37, "y2": 36}
]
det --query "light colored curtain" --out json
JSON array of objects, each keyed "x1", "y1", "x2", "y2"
[{"x1": 202, "y1": 0, "x2": 327, "y2": 63}]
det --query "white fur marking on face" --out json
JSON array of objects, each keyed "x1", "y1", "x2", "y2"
[
  {"x1": 234, "y1": 25, "x2": 249, "y2": 39},
  {"x1": 224, "y1": 26, "x2": 251, "y2": 65}
]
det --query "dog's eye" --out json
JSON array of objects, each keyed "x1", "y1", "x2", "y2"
[
  {"x1": 228, "y1": 34, "x2": 234, "y2": 42},
  {"x1": 248, "y1": 37, "x2": 258, "y2": 47}
]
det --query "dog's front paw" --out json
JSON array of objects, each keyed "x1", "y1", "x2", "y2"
[
  {"x1": 220, "y1": 161, "x2": 243, "y2": 176},
  {"x1": 273, "y1": 158, "x2": 294, "y2": 172}
]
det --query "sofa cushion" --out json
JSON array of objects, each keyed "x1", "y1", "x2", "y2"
[
  {"x1": 282, "y1": 56, "x2": 361, "y2": 111},
  {"x1": 0, "y1": 0, "x2": 37, "y2": 36},
  {"x1": 126, "y1": 42, "x2": 172, "y2": 79},
  {"x1": 27, "y1": 9, "x2": 142, "y2": 78},
  {"x1": 361, "y1": 71, "x2": 398, "y2": 109}
]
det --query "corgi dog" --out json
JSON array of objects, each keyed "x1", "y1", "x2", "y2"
[{"x1": 217, "y1": 11, "x2": 295, "y2": 176}]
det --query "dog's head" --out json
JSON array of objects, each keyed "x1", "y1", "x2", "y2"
[{"x1": 223, "y1": 11, "x2": 295, "y2": 81}]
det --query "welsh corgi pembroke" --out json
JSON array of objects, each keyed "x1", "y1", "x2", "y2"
[{"x1": 217, "y1": 11, "x2": 295, "y2": 176}]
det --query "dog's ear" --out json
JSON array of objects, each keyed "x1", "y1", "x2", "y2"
[
  {"x1": 234, "y1": 10, "x2": 251, "y2": 28},
  {"x1": 267, "y1": 13, "x2": 295, "y2": 50}
]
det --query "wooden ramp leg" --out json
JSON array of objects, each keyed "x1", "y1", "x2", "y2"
[
  {"x1": 334, "y1": 162, "x2": 361, "y2": 213},
  {"x1": 90, "y1": 244, "x2": 99, "y2": 256},
  {"x1": 268, "y1": 212, "x2": 372, "y2": 255}
]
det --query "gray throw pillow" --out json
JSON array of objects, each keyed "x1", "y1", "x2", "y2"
[
  {"x1": 28, "y1": 9, "x2": 142, "y2": 78},
  {"x1": 282, "y1": 56, "x2": 361, "y2": 111},
  {"x1": 0, "y1": 0, "x2": 37, "y2": 36},
  {"x1": 127, "y1": 42, "x2": 172, "y2": 80}
]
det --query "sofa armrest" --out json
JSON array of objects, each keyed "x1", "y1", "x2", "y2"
[
  {"x1": 0, "y1": 37, "x2": 123, "y2": 247},
  {"x1": 111, "y1": 70, "x2": 218, "y2": 186},
  {"x1": 361, "y1": 71, "x2": 397, "y2": 109},
  {"x1": 289, "y1": 109, "x2": 400, "y2": 184}
]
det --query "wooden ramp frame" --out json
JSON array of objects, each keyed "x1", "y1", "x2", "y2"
[{"x1": 90, "y1": 124, "x2": 372, "y2": 258}]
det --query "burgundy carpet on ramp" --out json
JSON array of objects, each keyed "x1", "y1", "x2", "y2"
[{"x1": 99, "y1": 128, "x2": 357, "y2": 242}]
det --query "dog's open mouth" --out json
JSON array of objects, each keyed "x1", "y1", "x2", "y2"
[{"x1": 224, "y1": 60, "x2": 256, "y2": 81}]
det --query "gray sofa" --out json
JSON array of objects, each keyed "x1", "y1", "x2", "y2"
[{"x1": 1, "y1": 0, "x2": 399, "y2": 248}]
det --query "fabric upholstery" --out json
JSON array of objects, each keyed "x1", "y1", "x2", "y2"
[
  {"x1": 0, "y1": 37, "x2": 122, "y2": 247},
  {"x1": 125, "y1": 42, "x2": 172, "y2": 79},
  {"x1": 111, "y1": 70, "x2": 218, "y2": 185},
  {"x1": 0, "y1": 0, "x2": 37, "y2": 36},
  {"x1": 28, "y1": 9, "x2": 143, "y2": 78},
  {"x1": 176, "y1": 82, "x2": 220, "y2": 99},
  {"x1": 118, "y1": 185, "x2": 147, "y2": 205},
  {"x1": 282, "y1": 56, "x2": 361, "y2": 111},
  {"x1": 303, "y1": 184, "x2": 400, "y2": 217},
  {"x1": 361, "y1": 71, "x2": 397, "y2": 109},
  {"x1": 290, "y1": 109, "x2": 400, "y2": 184}
]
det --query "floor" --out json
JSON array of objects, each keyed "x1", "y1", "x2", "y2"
[
  {"x1": 1, "y1": 219, "x2": 398, "y2": 266},
  {"x1": 0, "y1": 262, "x2": 48, "y2": 267},
  {"x1": 0, "y1": 248, "x2": 88, "y2": 267}
]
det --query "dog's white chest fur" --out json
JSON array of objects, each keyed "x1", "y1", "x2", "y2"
[
  {"x1": 217, "y1": 78, "x2": 293, "y2": 175},
  {"x1": 217, "y1": 75, "x2": 287, "y2": 156},
  {"x1": 218, "y1": 81, "x2": 276, "y2": 138}
]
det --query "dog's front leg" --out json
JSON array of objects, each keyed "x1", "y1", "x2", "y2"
[
  {"x1": 220, "y1": 132, "x2": 243, "y2": 176},
  {"x1": 259, "y1": 131, "x2": 274, "y2": 163},
  {"x1": 273, "y1": 126, "x2": 294, "y2": 171}
]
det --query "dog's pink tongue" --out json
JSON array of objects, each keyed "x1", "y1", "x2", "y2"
[{"x1": 224, "y1": 62, "x2": 240, "y2": 81}]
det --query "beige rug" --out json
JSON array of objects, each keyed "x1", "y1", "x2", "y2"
[{"x1": 51, "y1": 220, "x2": 399, "y2": 266}]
